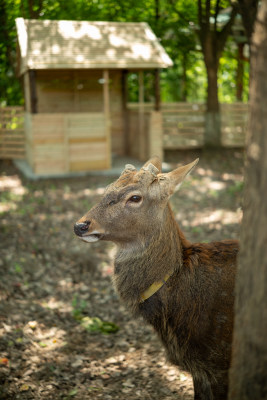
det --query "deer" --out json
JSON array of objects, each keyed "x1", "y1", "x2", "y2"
[{"x1": 74, "y1": 157, "x2": 239, "y2": 400}]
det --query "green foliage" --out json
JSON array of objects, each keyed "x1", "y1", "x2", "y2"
[
  {"x1": 0, "y1": 0, "x2": 24, "y2": 105},
  {"x1": 0, "y1": 0, "x2": 249, "y2": 105},
  {"x1": 14, "y1": 262, "x2": 23, "y2": 274},
  {"x1": 81, "y1": 316, "x2": 119, "y2": 334},
  {"x1": 227, "y1": 181, "x2": 244, "y2": 197},
  {"x1": 219, "y1": 38, "x2": 249, "y2": 103},
  {"x1": 71, "y1": 294, "x2": 87, "y2": 320},
  {"x1": 71, "y1": 294, "x2": 119, "y2": 334}
]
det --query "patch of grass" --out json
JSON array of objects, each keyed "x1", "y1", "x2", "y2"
[
  {"x1": 71, "y1": 294, "x2": 87, "y2": 320},
  {"x1": 15, "y1": 204, "x2": 35, "y2": 215},
  {"x1": 208, "y1": 189, "x2": 219, "y2": 198},
  {"x1": 0, "y1": 191, "x2": 22, "y2": 203},
  {"x1": 13, "y1": 263, "x2": 23, "y2": 274},
  {"x1": 227, "y1": 181, "x2": 244, "y2": 196},
  {"x1": 81, "y1": 316, "x2": 119, "y2": 335},
  {"x1": 191, "y1": 226, "x2": 203, "y2": 234},
  {"x1": 82, "y1": 199, "x2": 93, "y2": 209},
  {"x1": 49, "y1": 184, "x2": 57, "y2": 191},
  {"x1": 71, "y1": 295, "x2": 119, "y2": 334}
]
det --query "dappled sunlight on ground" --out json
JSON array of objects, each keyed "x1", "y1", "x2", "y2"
[
  {"x1": 0, "y1": 174, "x2": 27, "y2": 194},
  {"x1": 0, "y1": 174, "x2": 28, "y2": 213},
  {"x1": 181, "y1": 208, "x2": 242, "y2": 231}
]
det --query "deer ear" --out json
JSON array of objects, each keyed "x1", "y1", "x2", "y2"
[
  {"x1": 142, "y1": 156, "x2": 162, "y2": 173},
  {"x1": 163, "y1": 158, "x2": 199, "y2": 194}
]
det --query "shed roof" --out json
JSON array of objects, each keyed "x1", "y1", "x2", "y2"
[{"x1": 16, "y1": 18, "x2": 173, "y2": 75}]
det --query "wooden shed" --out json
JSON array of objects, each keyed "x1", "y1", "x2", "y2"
[{"x1": 15, "y1": 18, "x2": 172, "y2": 176}]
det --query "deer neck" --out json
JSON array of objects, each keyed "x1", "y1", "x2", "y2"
[{"x1": 113, "y1": 204, "x2": 187, "y2": 311}]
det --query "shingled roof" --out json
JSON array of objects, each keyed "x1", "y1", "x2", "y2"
[{"x1": 15, "y1": 18, "x2": 173, "y2": 75}]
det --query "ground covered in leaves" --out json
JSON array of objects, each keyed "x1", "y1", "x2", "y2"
[{"x1": 0, "y1": 150, "x2": 244, "y2": 400}]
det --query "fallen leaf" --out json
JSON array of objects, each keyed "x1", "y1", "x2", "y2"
[
  {"x1": 68, "y1": 388, "x2": 78, "y2": 396},
  {"x1": 20, "y1": 384, "x2": 30, "y2": 392},
  {"x1": 0, "y1": 357, "x2": 9, "y2": 366},
  {"x1": 81, "y1": 316, "x2": 119, "y2": 334},
  {"x1": 28, "y1": 320, "x2": 37, "y2": 329}
]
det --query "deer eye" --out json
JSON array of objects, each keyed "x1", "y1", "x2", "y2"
[
  {"x1": 108, "y1": 200, "x2": 116, "y2": 206},
  {"x1": 128, "y1": 195, "x2": 142, "y2": 203}
]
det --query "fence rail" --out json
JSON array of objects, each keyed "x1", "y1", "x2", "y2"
[
  {"x1": 0, "y1": 107, "x2": 25, "y2": 159},
  {"x1": 128, "y1": 102, "x2": 248, "y2": 149},
  {"x1": 0, "y1": 103, "x2": 248, "y2": 162}
]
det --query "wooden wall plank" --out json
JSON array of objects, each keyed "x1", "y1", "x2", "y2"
[
  {"x1": 0, "y1": 107, "x2": 25, "y2": 160},
  {"x1": 70, "y1": 159, "x2": 108, "y2": 171}
]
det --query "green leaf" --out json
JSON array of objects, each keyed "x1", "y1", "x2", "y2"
[
  {"x1": 68, "y1": 388, "x2": 78, "y2": 397},
  {"x1": 81, "y1": 316, "x2": 119, "y2": 334}
]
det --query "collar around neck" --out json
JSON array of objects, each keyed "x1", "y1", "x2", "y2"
[{"x1": 139, "y1": 270, "x2": 174, "y2": 303}]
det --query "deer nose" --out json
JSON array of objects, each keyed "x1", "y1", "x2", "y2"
[{"x1": 74, "y1": 221, "x2": 90, "y2": 236}]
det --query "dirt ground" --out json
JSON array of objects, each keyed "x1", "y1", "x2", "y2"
[{"x1": 0, "y1": 150, "x2": 244, "y2": 400}]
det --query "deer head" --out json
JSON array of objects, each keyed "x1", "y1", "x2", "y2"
[{"x1": 74, "y1": 157, "x2": 199, "y2": 245}]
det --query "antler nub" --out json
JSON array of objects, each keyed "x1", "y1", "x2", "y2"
[
  {"x1": 121, "y1": 164, "x2": 136, "y2": 176},
  {"x1": 142, "y1": 163, "x2": 159, "y2": 177},
  {"x1": 125, "y1": 164, "x2": 136, "y2": 171}
]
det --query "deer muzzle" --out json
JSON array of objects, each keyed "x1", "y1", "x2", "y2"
[
  {"x1": 74, "y1": 219, "x2": 104, "y2": 243},
  {"x1": 74, "y1": 221, "x2": 90, "y2": 236}
]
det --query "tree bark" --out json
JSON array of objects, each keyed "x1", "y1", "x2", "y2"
[
  {"x1": 181, "y1": 54, "x2": 187, "y2": 102},
  {"x1": 229, "y1": 1, "x2": 267, "y2": 399},
  {"x1": 204, "y1": 51, "x2": 220, "y2": 146},
  {"x1": 236, "y1": 43, "x2": 244, "y2": 101},
  {"x1": 202, "y1": 32, "x2": 221, "y2": 147}
]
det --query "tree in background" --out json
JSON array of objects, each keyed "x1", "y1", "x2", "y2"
[
  {"x1": 234, "y1": 0, "x2": 259, "y2": 102},
  {"x1": 229, "y1": 1, "x2": 267, "y2": 398},
  {"x1": 159, "y1": 0, "x2": 198, "y2": 102},
  {"x1": 0, "y1": 0, "x2": 24, "y2": 105},
  {"x1": 197, "y1": 0, "x2": 238, "y2": 147},
  {"x1": 238, "y1": 0, "x2": 259, "y2": 44}
]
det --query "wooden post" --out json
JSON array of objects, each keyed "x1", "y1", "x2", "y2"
[
  {"x1": 23, "y1": 73, "x2": 31, "y2": 112},
  {"x1": 73, "y1": 70, "x2": 79, "y2": 112},
  {"x1": 151, "y1": 69, "x2": 163, "y2": 160},
  {"x1": 121, "y1": 69, "x2": 129, "y2": 155},
  {"x1": 29, "y1": 70, "x2": 38, "y2": 114},
  {"x1": 154, "y1": 69, "x2": 161, "y2": 111},
  {"x1": 138, "y1": 70, "x2": 146, "y2": 160},
  {"x1": 103, "y1": 70, "x2": 111, "y2": 168},
  {"x1": 64, "y1": 115, "x2": 70, "y2": 173}
]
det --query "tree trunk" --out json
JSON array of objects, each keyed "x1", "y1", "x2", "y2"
[
  {"x1": 229, "y1": 2, "x2": 267, "y2": 399},
  {"x1": 197, "y1": 1, "x2": 237, "y2": 148},
  {"x1": 203, "y1": 37, "x2": 221, "y2": 147},
  {"x1": 236, "y1": 42, "x2": 244, "y2": 101},
  {"x1": 181, "y1": 54, "x2": 187, "y2": 102}
]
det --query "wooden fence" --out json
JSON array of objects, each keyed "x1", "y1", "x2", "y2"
[
  {"x1": 128, "y1": 102, "x2": 248, "y2": 149},
  {"x1": 0, "y1": 107, "x2": 25, "y2": 159},
  {"x1": 0, "y1": 103, "x2": 248, "y2": 162}
]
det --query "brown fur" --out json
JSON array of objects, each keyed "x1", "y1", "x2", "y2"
[{"x1": 74, "y1": 158, "x2": 238, "y2": 400}]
